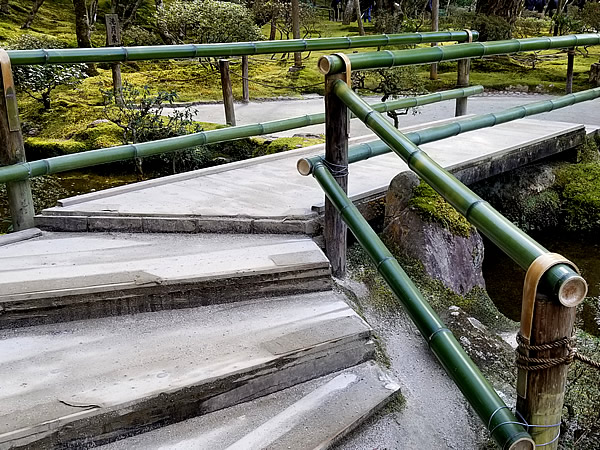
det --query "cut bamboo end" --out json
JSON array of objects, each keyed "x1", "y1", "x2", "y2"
[
  {"x1": 318, "y1": 56, "x2": 332, "y2": 75},
  {"x1": 508, "y1": 436, "x2": 535, "y2": 450},
  {"x1": 297, "y1": 158, "x2": 313, "y2": 176},
  {"x1": 558, "y1": 274, "x2": 587, "y2": 307}
]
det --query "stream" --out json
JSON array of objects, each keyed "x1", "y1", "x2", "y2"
[{"x1": 483, "y1": 232, "x2": 600, "y2": 336}]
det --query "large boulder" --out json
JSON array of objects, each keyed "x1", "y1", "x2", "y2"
[{"x1": 383, "y1": 172, "x2": 486, "y2": 296}]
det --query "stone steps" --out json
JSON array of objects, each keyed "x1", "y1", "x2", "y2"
[
  {"x1": 0, "y1": 292, "x2": 376, "y2": 449},
  {"x1": 100, "y1": 361, "x2": 399, "y2": 450},
  {"x1": 0, "y1": 230, "x2": 331, "y2": 328}
]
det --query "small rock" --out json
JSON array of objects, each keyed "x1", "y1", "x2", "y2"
[{"x1": 88, "y1": 119, "x2": 110, "y2": 128}]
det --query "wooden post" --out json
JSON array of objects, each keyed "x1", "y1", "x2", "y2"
[
  {"x1": 455, "y1": 58, "x2": 471, "y2": 116},
  {"x1": 430, "y1": 0, "x2": 439, "y2": 80},
  {"x1": 516, "y1": 291, "x2": 576, "y2": 449},
  {"x1": 0, "y1": 51, "x2": 35, "y2": 231},
  {"x1": 565, "y1": 47, "x2": 575, "y2": 94},
  {"x1": 219, "y1": 59, "x2": 236, "y2": 126},
  {"x1": 291, "y1": 0, "x2": 303, "y2": 69},
  {"x1": 105, "y1": 14, "x2": 123, "y2": 106},
  {"x1": 324, "y1": 73, "x2": 349, "y2": 278},
  {"x1": 242, "y1": 55, "x2": 250, "y2": 103}
]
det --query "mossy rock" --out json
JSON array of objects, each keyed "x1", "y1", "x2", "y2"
[
  {"x1": 408, "y1": 181, "x2": 472, "y2": 238},
  {"x1": 72, "y1": 122, "x2": 123, "y2": 149},
  {"x1": 555, "y1": 162, "x2": 600, "y2": 232},
  {"x1": 24, "y1": 137, "x2": 88, "y2": 160}
]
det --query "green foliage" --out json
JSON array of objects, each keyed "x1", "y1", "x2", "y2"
[
  {"x1": 408, "y1": 181, "x2": 472, "y2": 238},
  {"x1": 72, "y1": 122, "x2": 124, "y2": 149},
  {"x1": 555, "y1": 158, "x2": 600, "y2": 233},
  {"x1": 8, "y1": 34, "x2": 87, "y2": 110},
  {"x1": 562, "y1": 330, "x2": 600, "y2": 449},
  {"x1": 24, "y1": 137, "x2": 87, "y2": 159},
  {"x1": 514, "y1": 16, "x2": 551, "y2": 38},
  {"x1": 121, "y1": 25, "x2": 163, "y2": 47},
  {"x1": 581, "y1": 2, "x2": 600, "y2": 33},
  {"x1": 102, "y1": 83, "x2": 207, "y2": 175},
  {"x1": 256, "y1": 136, "x2": 324, "y2": 156},
  {"x1": 162, "y1": 0, "x2": 264, "y2": 44},
  {"x1": 472, "y1": 13, "x2": 512, "y2": 41}
]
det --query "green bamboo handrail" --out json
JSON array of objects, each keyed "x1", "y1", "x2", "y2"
[
  {"x1": 326, "y1": 79, "x2": 587, "y2": 309},
  {"x1": 297, "y1": 86, "x2": 600, "y2": 173},
  {"x1": 6, "y1": 31, "x2": 478, "y2": 66},
  {"x1": 0, "y1": 86, "x2": 482, "y2": 184},
  {"x1": 311, "y1": 160, "x2": 534, "y2": 450},
  {"x1": 318, "y1": 33, "x2": 600, "y2": 74}
]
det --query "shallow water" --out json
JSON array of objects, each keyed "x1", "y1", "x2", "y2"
[{"x1": 483, "y1": 231, "x2": 600, "y2": 336}]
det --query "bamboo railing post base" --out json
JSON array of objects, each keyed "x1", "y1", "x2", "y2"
[
  {"x1": 566, "y1": 47, "x2": 575, "y2": 94},
  {"x1": 324, "y1": 72, "x2": 349, "y2": 278},
  {"x1": 242, "y1": 55, "x2": 249, "y2": 103},
  {"x1": 0, "y1": 49, "x2": 34, "y2": 231},
  {"x1": 516, "y1": 291, "x2": 576, "y2": 449}
]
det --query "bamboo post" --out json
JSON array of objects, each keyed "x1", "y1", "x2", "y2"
[
  {"x1": 565, "y1": 47, "x2": 575, "y2": 94},
  {"x1": 219, "y1": 59, "x2": 236, "y2": 126},
  {"x1": 242, "y1": 55, "x2": 249, "y2": 103},
  {"x1": 430, "y1": 0, "x2": 439, "y2": 80},
  {"x1": 324, "y1": 72, "x2": 349, "y2": 278},
  {"x1": 0, "y1": 50, "x2": 34, "y2": 231},
  {"x1": 516, "y1": 290, "x2": 576, "y2": 449},
  {"x1": 455, "y1": 58, "x2": 471, "y2": 116}
]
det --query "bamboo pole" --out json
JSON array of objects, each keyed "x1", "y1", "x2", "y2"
[
  {"x1": 298, "y1": 86, "x2": 600, "y2": 170},
  {"x1": 0, "y1": 86, "x2": 482, "y2": 185},
  {"x1": 565, "y1": 47, "x2": 575, "y2": 94},
  {"x1": 318, "y1": 33, "x2": 600, "y2": 75},
  {"x1": 310, "y1": 161, "x2": 534, "y2": 450},
  {"x1": 242, "y1": 55, "x2": 249, "y2": 103},
  {"x1": 327, "y1": 79, "x2": 587, "y2": 306},
  {"x1": 219, "y1": 59, "x2": 236, "y2": 126},
  {"x1": 6, "y1": 32, "x2": 479, "y2": 65},
  {"x1": 0, "y1": 50, "x2": 34, "y2": 231},
  {"x1": 324, "y1": 72, "x2": 349, "y2": 277},
  {"x1": 455, "y1": 58, "x2": 471, "y2": 116}
]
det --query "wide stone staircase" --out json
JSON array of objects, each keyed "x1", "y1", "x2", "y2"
[{"x1": 0, "y1": 228, "x2": 399, "y2": 449}]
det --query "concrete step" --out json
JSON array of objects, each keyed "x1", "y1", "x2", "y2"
[
  {"x1": 0, "y1": 230, "x2": 331, "y2": 328},
  {"x1": 0, "y1": 292, "x2": 374, "y2": 449},
  {"x1": 101, "y1": 361, "x2": 400, "y2": 450}
]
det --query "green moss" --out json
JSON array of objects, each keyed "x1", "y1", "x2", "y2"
[
  {"x1": 408, "y1": 181, "x2": 472, "y2": 238},
  {"x1": 347, "y1": 243, "x2": 515, "y2": 332},
  {"x1": 72, "y1": 123, "x2": 123, "y2": 149},
  {"x1": 555, "y1": 161, "x2": 600, "y2": 232},
  {"x1": 262, "y1": 136, "x2": 324, "y2": 155},
  {"x1": 24, "y1": 137, "x2": 87, "y2": 159}
]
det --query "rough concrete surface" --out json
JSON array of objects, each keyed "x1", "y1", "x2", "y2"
[
  {"x1": 333, "y1": 280, "x2": 486, "y2": 450},
  {"x1": 100, "y1": 362, "x2": 399, "y2": 450},
  {"x1": 0, "y1": 292, "x2": 372, "y2": 448}
]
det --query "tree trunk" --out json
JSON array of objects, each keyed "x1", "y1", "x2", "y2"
[
  {"x1": 291, "y1": 0, "x2": 302, "y2": 67},
  {"x1": 0, "y1": 0, "x2": 9, "y2": 15},
  {"x1": 155, "y1": 0, "x2": 174, "y2": 44},
  {"x1": 72, "y1": 0, "x2": 97, "y2": 75},
  {"x1": 113, "y1": 0, "x2": 144, "y2": 32},
  {"x1": 269, "y1": 15, "x2": 277, "y2": 40},
  {"x1": 475, "y1": 0, "x2": 522, "y2": 25},
  {"x1": 355, "y1": 0, "x2": 365, "y2": 35},
  {"x1": 21, "y1": 0, "x2": 45, "y2": 29},
  {"x1": 342, "y1": 0, "x2": 353, "y2": 25},
  {"x1": 88, "y1": 0, "x2": 98, "y2": 26}
]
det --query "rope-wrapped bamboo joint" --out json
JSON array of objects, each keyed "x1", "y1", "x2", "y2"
[{"x1": 318, "y1": 33, "x2": 600, "y2": 75}]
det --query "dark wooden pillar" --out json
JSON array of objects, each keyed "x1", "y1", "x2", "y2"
[
  {"x1": 455, "y1": 58, "x2": 471, "y2": 116},
  {"x1": 219, "y1": 59, "x2": 236, "y2": 126},
  {"x1": 0, "y1": 51, "x2": 35, "y2": 231},
  {"x1": 565, "y1": 47, "x2": 575, "y2": 94},
  {"x1": 242, "y1": 56, "x2": 250, "y2": 103},
  {"x1": 324, "y1": 73, "x2": 349, "y2": 278},
  {"x1": 430, "y1": 0, "x2": 439, "y2": 80}
]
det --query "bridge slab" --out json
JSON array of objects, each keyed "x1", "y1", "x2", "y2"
[{"x1": 37, "y1": 118, "x2": 585, "y2": 234}]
